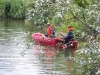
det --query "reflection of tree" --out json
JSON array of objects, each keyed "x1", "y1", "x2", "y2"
[
  {"x1": 64, "y1": 48, "x2": 77, "y2": 57},
  {"x1": 64, "y1": 48, "x2": 77, "y2": 75}
]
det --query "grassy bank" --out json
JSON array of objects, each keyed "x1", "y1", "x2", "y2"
[{"x1": 0, "y1": 0, "x2": 26, "y2": 20}]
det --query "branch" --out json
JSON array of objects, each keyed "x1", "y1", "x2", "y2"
[
  {"x1": 82, "y1": 9, "x2": 87, "y2": 24},
  {"x1": 69, "y1": 10, "x2": 100, "y2": 35}
]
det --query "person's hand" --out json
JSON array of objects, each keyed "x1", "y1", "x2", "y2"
[{"x1": 59, "y1": 32, "x2": 64, "y2": 37}]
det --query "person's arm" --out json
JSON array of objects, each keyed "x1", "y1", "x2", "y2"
[{"x1": 50, "y1": 27, "x2": 55, "y2": 35}]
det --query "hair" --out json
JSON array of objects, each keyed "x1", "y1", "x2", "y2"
[{"x1": 68, "y1": 26, "x2": 72, "y2": 28}]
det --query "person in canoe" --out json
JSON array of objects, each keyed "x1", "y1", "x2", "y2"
[
  {"x1": 45, "y1": 23, "x2": 55, "y2": 38},
  {"x1": 63, "y1": 26, "x2": 74, "y2": 44}
]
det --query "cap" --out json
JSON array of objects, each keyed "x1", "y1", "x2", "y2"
[{"x1": 47, "y1": 23, "x2": 50, "y2": 25}]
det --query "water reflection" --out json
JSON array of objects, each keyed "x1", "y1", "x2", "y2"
[
  {"x1": 64, "y1": 48, "x2": 77, "y2": 57},
  {"x1": 64, "y1": 48, "x2": 77, "y2": 75},
  {"x1": 0, "y1": 19, "x2": 78, "y2": 75},
  {"x1": 33, "y1": 44, "x2": 78, "y2": 75},
  {"x1": 0, "y1": 20, "x2": 41, "y2": 75}
]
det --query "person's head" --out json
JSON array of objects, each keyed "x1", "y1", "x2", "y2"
[
  {"x1": 50, "y1": 24, "x2": 53, "y2": 27},
  {"x1": 47, "y1": 23, "x2": 51, "y2": 27},
  {"x1": 68, "y1": 26, "x2": 72, "y2": 28},
  {"x1": 68, "y1": 26, "x2": 73, "y2": 31}
]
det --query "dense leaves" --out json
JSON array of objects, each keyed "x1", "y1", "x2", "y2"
[
  {"x1": 26, "y1": 0, "x2": 100, "y2": 39},
  {"x1": 0, "y1": 0, "x2": 26, "y2": 19},
  {"x1": 73, "y1": 0, "x2": 89, "y2": 8},
  {"x1": 70, "y1": 40, "x2": 100, "y2": 75}
]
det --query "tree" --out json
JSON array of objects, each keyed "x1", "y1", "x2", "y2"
[{"x1": 27, "y1": 0, "x2": 100, "y2": 39}]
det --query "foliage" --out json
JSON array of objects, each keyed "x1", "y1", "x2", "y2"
[
  {"x1": 70, "y1": 40, "x2": 100, "y2": 75},
  {"x1": 0, "y1": 0, "x2": 26, "y2": 19},
  {"x1": 0, "y1": 0, "x2": 5, "y2": 17},
  {"x1": 26, "y1": 0, "x2": 100, "y2": 40},
  {"x1": 26, "y1": 0, "x2": 58, "y2": 25},
  {"x1": 73, "y1": 0, "x2": 89, "y2": 8}
]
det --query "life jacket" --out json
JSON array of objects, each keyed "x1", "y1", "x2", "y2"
[
  {"x1": 46, "y1": 25, "x2": 52, "y2": 36},
  {"x1": 66, "y1": 27, "x2": 74, "y2": 39},
  {"x1": 66, "y1": 27, "x2": 73, "y2": 33}
]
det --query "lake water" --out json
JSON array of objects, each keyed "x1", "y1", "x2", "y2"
[{"x1": 0, "y1": 20, "x2": 78, "y2": 75}]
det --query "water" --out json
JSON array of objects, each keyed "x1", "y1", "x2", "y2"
[{"x1": 0, "y1": 20, "x2": 77, "y2": 75}]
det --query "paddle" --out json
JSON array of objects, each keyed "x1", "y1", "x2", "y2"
[{"x1": 59, "y1": 32, "x2": 65, "y2": 38}]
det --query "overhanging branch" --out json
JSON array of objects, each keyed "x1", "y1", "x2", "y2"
[{"x1": 69, "y1": 10, "x2": 100, "y2": 35}]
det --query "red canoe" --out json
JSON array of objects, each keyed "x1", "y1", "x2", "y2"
[{"x1": 32, "y1": 33, "x2": 78, "y2": 48}]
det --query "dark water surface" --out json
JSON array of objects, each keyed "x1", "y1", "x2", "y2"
[{"x1": 0, "y1": 20, "x2": 78, "y2": 75}]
